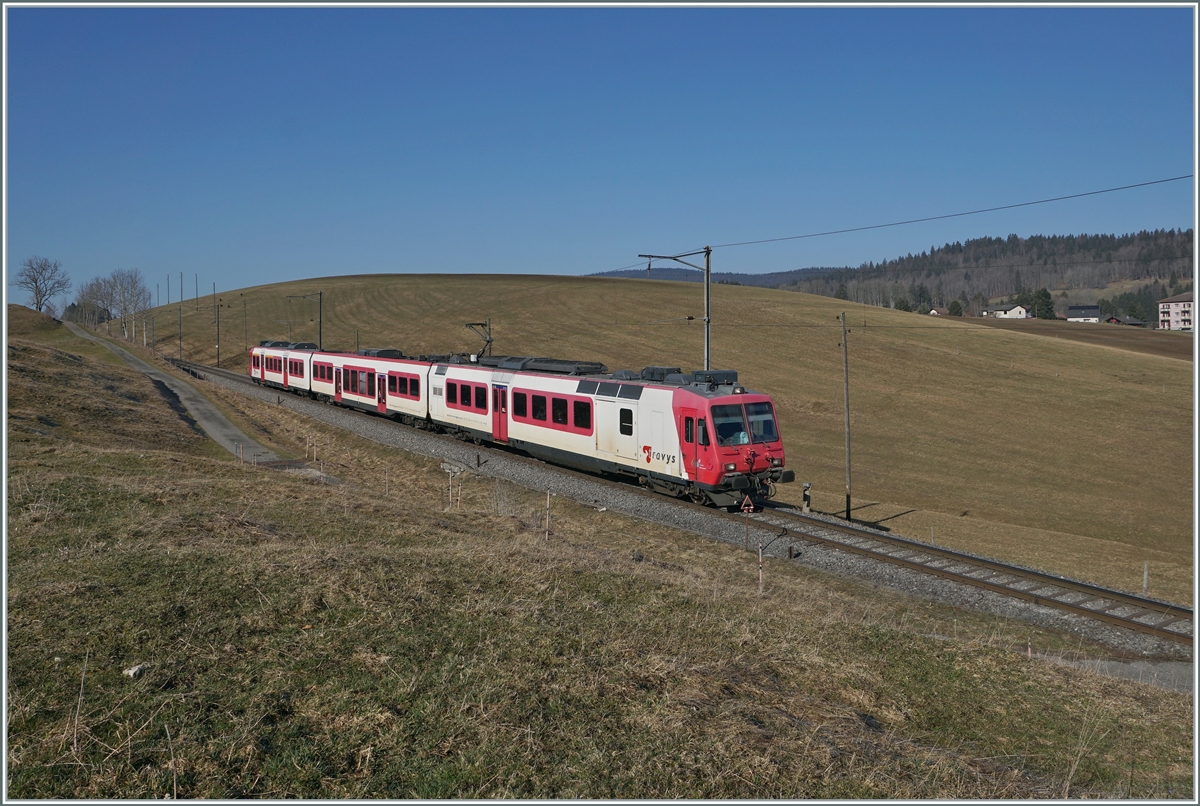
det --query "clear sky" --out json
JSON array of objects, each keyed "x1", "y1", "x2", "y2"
[{"x1": 4, "y1": 5, "x2": 1196, "y2": 302}]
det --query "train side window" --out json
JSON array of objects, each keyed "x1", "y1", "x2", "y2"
[
  {"x1": 388, "y1": 376, "x2": 396, "y2": 393},
  {"x1": 620, "y1": 408, "x2": 633, "y2": 436},
  {"x1": 409, "y1": 377, "x2": 419, "y2": 397},
  {"x1": 367, "y1": 373, "x2": 375, "y2": 397},
  {"x1": 447, "y1": 382, "x2": 457, "y2": 404},
  {"x1": 573, "y1": 401, "x2": 591, "y2": 429},
  {"x1": 697, "y1": 418, "x2": 709, "y2": 446},
  {"x1": 551, "y1": 398, "x2": 568, "y2": 424},
  {"x1": 532, "y1": 395, "x2": 547, "y2": 421},
  {"x1": 514, "y1": 392, "x2": 527, "y2": 417},
  {"x1": 475, "y1": 385, "x2": 487, "y2": 410},
  {"x1": 684, "y1": 417, "x2": 694, "y2": 443}
]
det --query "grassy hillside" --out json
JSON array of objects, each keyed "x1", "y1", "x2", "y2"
[
  {"x1": 134, "y1": 276, "x2": 1193, "y2": 602},
  {"x1": 7, "y1": 307, "x2": 1193, "y2": 798}
]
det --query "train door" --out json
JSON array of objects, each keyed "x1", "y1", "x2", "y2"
[
  {"x1": 282, "y1": 358, "x2": 290, "y2": 390},
  {"x1": 596, "y1": 400, "x2": 637, "y2": 461},
  {"x1": 680, "y1": 407, "x2": 699, "y2": 480},
  {"x1": 334, "y1": 368, "x2": 342, "y2": 403},
  {"x1": 492, "y1": 385, "x2": 508, "y2": 442},
  {"x1": 377, "y1": 373, "x2": 387, "y2": 414}
]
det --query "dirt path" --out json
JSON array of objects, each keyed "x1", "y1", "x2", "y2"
[{"x1": 64, "y1": 322, "x2": 282, "y2": 462}]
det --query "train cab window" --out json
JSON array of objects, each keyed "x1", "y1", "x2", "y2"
[
  {"x1": 447, "y1": 382, "x2": 457, "y2": 404},
  {"x1": 475, "y1": 386, "x2": 487, "y2": 410},
  {"x1": 573, "y1": 401, "x2": 591, "y2": 429},
  {"x1": 619, "y1": 408, "x2": 633, "y2": 436},
  {"x1": 684, "y1": 417, "x2": 694, "y2": 443},
  {"x1": 409, "y1": 378, "x2": 419, "y2": 397},
  {"x1": 513, "y1": 392, "x2": 527, "y2": 417},
  {"x1": 532, "y1": 395, "x2": 547, "y2": 421},
  {"x1": 746, "y1": 402, "x2": 779, "y2": 443},
  {"x1": 697, "y1": 418, "x2": 710, "y2": 446},
  {"x1": 712, "y1": 404, "x2": 750, "y2": 446},
  {"x1": 551, "y1": 398, "x2": 568, "y2": 425}
]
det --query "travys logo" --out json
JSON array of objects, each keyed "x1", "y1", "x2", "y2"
[{"x1": 642, "y1": 446, "x2": 676, "y2": 465}]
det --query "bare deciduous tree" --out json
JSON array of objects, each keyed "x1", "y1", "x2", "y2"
[
  {"x1": 16, "y1": 256, "x2": 72, "y2": 312},
  {"x1": 111, "y1": 268, "x2": 151, "y2": 341}
]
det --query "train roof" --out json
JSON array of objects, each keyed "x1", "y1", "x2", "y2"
[{"x1": 253, "y1": 344, "x2": 756, "y2": 397}]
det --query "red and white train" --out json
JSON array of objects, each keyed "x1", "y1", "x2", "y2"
[{"x1": 249, "y1": 341, "x2": 796, "y2": 507}]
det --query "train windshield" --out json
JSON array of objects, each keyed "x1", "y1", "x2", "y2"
[
  {"x1": 745, "y1": 401, "x2": 779, "y2": 444},
  {"x1": 711, "y1": 405, "x2": 750, "y2": 446}
]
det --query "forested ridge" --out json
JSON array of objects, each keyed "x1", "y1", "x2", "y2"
[
  {"x1": 595, "y1": 229, "x2": 1193, "y2": 317},
  {"x1": 783, "y1": 228, "x2": 1193, "y2": 314}
]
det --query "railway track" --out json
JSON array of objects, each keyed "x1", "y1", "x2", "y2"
[
  {"x1": 177, "y1": 358, "x2": 1193, "y2": 648},
  {"x1": 746, "y1": 505, "x2": 1193, "y2": 647}
]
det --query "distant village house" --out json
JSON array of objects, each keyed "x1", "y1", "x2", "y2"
[
  {"x1": 1158, "y1": 291, "x2": 1192, "y2": 331},
  {"x1": 1105, "y1": 315, "x2": 1144, "y2": 327},
  {"x1": 982, "y1": 304, "x2": 1027, "y2": 319},
  {"x1": 1066, "y1": 305, "x2": 1102, "y2": 323},
  {"x1": 929, "y1": 307, "x2": 950, "y2": 316}
]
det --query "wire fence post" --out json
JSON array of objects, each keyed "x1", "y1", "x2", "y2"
[
  {"x1": 758, "y1": 541, "x2": 764, "y2": 596},
  {"x1": 545, "y1": 490, "x2": 551, "y2": 540}
]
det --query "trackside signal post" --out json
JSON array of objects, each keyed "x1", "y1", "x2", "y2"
[{"x1": 638, "y1": 246, "x2": 712, "y2": 371}]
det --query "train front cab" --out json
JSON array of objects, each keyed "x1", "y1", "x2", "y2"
[{"x1": 682, "y1": 393, "x2": 794, "y2": 508}]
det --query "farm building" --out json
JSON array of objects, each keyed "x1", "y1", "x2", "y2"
[
  {"x1": 982, "y1": 304, "x2": 1027, "y2": 319},
  {"x1": 1066, "y1": 305, "x2": 1102, "y2": 323},
  {"x1": 1106, "y1": 315, "x2": 1144, "y2": 327}
]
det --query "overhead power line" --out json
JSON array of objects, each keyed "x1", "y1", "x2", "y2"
[
  {"x1": 611, "y1": 174, "x2": 1192, "y2": 274},
  {"x1": 710, "y1": 175, "x2": 1194, "y2": 250}
]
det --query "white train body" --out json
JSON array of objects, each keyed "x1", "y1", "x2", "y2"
[{"x1": 248, "y1": 344, "x2": 793, "y2": 507}]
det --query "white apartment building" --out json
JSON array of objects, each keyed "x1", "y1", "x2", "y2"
[{"x1": 1158, "y1": 291, "x2": 1193, "y2": 331}]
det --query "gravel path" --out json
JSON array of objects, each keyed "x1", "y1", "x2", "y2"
[{"x1": 203, "y1": 370, "x2": 1193, "y2": 688}]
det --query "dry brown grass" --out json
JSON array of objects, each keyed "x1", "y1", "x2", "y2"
[{"x1": 8, "y1": 309, "x2": 1194, "y2": 798}]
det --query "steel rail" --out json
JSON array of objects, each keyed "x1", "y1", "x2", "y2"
[
  {"x1": 176, "y1": 358, "x2": 1193, "y2": 647},
  {"x1": 752, "y1": 505, "x2": 1192, "y2": 646}
]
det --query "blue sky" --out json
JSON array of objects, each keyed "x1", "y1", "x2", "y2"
[{"x1": 5, "y1": 6, "x2": 1195, "y2": 302}]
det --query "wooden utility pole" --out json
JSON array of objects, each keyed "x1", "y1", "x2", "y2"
[{"x1": 841, "y1": 311, "x2": 852, "y2": 521}]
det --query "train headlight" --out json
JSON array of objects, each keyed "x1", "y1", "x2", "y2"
[
  {"x1": 724, "y1": 463, "x2": 738, "y2": 472},
  {"x1": 771, "y1": 458, "x2": 783, "y2": 467}
]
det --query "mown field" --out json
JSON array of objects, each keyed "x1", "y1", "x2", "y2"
[
  {"x1": 6, "y1": 306, "x2": 1193, "y2": 798},
  {"x1": 143, "y1": 274, "x2": 1193, "y2": 603}
]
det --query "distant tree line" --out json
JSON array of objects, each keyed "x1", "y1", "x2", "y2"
[
  {"x1": 64, "y1": 268, "x2": 152, "y2": 341},
  {"x1": 1096, "y1": 277, "x2": 1193, "y2": 324},
  {"x1": 783, "y1": 229, "x2": 1194, "y2": 314}
]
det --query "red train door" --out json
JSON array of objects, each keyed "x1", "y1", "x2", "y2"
[
  {"x1": 681, "y1": 407, "x2": 699, "y2": 479},
  {"x1": 282, "y1": 358, "x2": 289, "y2": 389},
  {"x1": 492, "y1": 385, "x2": 508, "y2": 442},
  {"x1": 377, "y1": 373, "x2": 387, "y2": 413},
  {"x1": 334, "y1": 368, "x2": 342, "y2": 403}
]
